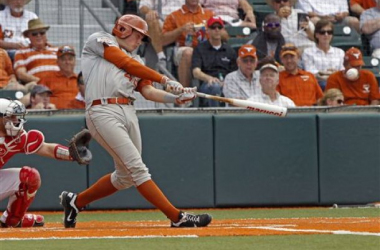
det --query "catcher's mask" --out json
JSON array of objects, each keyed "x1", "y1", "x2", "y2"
[
  {"x1": 0, "y1": 99, "x2": 27, "y2": 137},
  {"x1": 112, "y1": 14, "x2": 150, "y2": 42}
]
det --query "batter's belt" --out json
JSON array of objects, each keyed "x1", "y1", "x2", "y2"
[{"x1": 91, "y1": 97, "x2": 134, "y2": 107}]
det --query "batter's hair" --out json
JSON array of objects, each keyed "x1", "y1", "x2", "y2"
[
  {"x1": 314, "y1": 19, "x2": 334, "y2": 45},
  {"x1": 317, "y1": 88, "x2": 343, "y2": 106}
]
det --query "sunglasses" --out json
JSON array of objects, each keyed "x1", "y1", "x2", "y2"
[
  {"x1": 241, "y1": 57, "x2": 256, "y2": 64},
  {"x1": 264, "y1": 22, "x2": 281, "y2": 28},
  {"x1": 59, "y1": 46, "x2": 75, "y2": 54},
  {"x1": 274, "y1": 0, "x2": 289, "y2": 3},
  {"x1": 210, "y1": 25, "x2": 223, "y2": 30},
  {"x1": 31, "y1": 31, "x2": 46, "y2": 37},
  {"x1": 336, "y1": 99, "x2": 344, "y2": 104},
  {"x1": 318, "y1": 30, "x2": 333, "y2": 35}
]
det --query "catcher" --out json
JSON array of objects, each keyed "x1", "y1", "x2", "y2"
[{"x1": 0, "y1": 98, "x2": 91, "y2": 227}]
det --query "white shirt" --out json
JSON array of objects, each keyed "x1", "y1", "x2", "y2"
[
  {"x1": 0, "y1": 6, "x2": 38, "y2": 46},
  {"x1": 248, "y1": 91, "x2": 296, "y2": 108},
  {"x1": 223, "y1": 69, "x2": 261, "y2": 100},
  {"x1": 139, "y1": 0, "x2": 182, "y2": 20},
  {"x1": 301, "y1": 45, "x2": 345, "y2": 75},
  {"x1": 295, "y1": 0, "x2": 349, "y2": 16},
  {"x1": 280, "y1": 8, "x2": 315, "y2": 50}
]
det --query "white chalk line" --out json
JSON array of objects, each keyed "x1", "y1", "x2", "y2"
[{"x1": 247, "y1": 226, "x2": 380, "y2": 236}]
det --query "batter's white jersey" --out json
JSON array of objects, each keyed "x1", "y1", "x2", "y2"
[{"x1": 81, "y1": 31, "x2": 145, "y2": 109}]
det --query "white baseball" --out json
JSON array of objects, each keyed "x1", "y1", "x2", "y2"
[{"x1": 346, "y1": 68, "x2": 359, "y2": 81}]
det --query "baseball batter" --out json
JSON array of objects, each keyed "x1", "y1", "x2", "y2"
[
  {"x1": 60, "y1": 15, "x2": 212, "y2": 228},
  {"x1": 0, "y1": 98, "x2": 83, "y2": 227}
]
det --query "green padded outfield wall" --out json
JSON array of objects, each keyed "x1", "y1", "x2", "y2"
[
  {"x1": 87, "y1": 114, "x2": 215, "y2": 210},
  {"x1": 0, "y1": 115, "x2": 87, "y2": 211},
  {"x1": 318, "y1": 113, "x2": 380, "y2": 205},
  {"x1": 214, "y1": 114, "x2": 319, "y2": 207}
]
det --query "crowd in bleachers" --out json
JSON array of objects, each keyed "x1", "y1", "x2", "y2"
[{"x1": 0, "y1": 0, "x2": 379, "y2": 109}]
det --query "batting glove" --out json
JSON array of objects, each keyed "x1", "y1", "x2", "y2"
[
  {"x1": 176, "y1": 92, "x2": 196, "y2": 105},
  {"x1": 166, "y1": 80, "x2": 183, "y2": 95}
]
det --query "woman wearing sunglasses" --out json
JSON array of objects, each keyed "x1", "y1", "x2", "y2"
[
  {"x1": 317, "y1": 88, "x2": 345, "y2": 106},
  {"x1": 301, "y1": 19, "x2": 345, "y2": 90}
]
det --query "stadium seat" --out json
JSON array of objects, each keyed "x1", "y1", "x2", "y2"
[
  {"x1": 331, "y1": 24, "x2": 362, "y2": 52},
  {"x1": 0, "y1": 90, "x2": 22, "y2": 100},
  {"x1": 247, "y1": 0, "x2": 268, "y2": 6},
  {"x1": 227, "y1": 31, "x2": 258, "y2": 53},
  {"x1": 362, "y1": 56, "x2": 380, "y2": 83},
  {"x1": 253, "y1": 4, "x2": 274, "y2": 30}
]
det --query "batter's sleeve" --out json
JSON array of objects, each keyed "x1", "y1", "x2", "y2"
[{"x1": 135, "y1": 79, "x2": 153, "y2": 93}]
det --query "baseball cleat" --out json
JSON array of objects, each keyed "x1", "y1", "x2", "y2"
[
  {"x1": 0, "y1": 214, "x2": 44, "y2": 228},
  {"x1": 60, "y1": 191, "x2": 79, "y2": 228},
  {"x1": 171, "y1": 211, "x2": 212, "y2": 227}
]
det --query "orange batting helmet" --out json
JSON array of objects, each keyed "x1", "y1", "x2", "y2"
[{"x1": 112, "y1": 14, "x2": 150, "y2": 42}]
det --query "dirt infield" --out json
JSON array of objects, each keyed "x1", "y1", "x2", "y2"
[{"x1": 1, "y1": 214, "x2": 379, "y2": 239}]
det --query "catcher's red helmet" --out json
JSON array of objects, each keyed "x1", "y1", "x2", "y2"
[{"x1": 112, "y1": 15, "x2": 150, "y2": 41}]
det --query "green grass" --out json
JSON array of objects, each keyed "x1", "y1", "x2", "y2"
[{"x1": 1, "y1": 208, "x2": 379, "y2": 250}]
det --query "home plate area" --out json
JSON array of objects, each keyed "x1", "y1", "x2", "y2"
[{"x1": 1, "y1": 217, "x2": 379, "y2": 240}]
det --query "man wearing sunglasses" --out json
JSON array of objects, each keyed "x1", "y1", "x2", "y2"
[
  {"x1": 266, "y1": 0, "x2": 314, "y2": 52},
  {"x1": 0, "y1": 0, "x2": 37, "y2": 61},
  {"x1": 14, "y1": 18, "x2": 59, "y2": 88},
  {"x1": 192, "y1": 16, "x2": 237, "y2": 107},
  {"x1": 326, "y1": 47, "x2": 380, "y2": 105},
  {"x1": 250, "y1": 13, "x2": 285, "y2": 65}
]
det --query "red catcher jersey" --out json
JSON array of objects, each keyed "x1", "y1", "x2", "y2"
[{"x1": 0, "y1": 130, "x2": 44, "y2": 168}]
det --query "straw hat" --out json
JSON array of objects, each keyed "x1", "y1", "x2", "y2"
[{"x1": 23, "y1": 18, "x2": 50, "y2": 36}]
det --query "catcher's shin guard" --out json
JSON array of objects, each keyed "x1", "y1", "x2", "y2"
[
  {"x1": 4, "y1": 166, "x2": 41, "y2": 227},
  {"x1": 1, "y1": 212, "x2": 44, "y2": 228}
]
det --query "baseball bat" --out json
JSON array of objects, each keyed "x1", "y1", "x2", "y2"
[{"x1": 196, "y1": 92, "x2": 287, "y2": 117}]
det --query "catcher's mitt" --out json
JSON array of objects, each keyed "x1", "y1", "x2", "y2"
[{"x1": 69, "y1": 129, "x2": 92, "y2": 165}]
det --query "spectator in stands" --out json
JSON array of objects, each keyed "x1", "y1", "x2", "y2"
[
  {"x1": 350, "y1": 0, "x2": 376, "y2": 17},
  {"x1": 14, "y1": 18, "x2": 59, "y2": 85},
  {"x1": 302, "y1": 19, "x2": 345, "y2": 90},
  {"x1": 39, "y1": 45, "x2": 78, "y2": 109},
  {"x1": 27, "y1": 84, "x2": 56, "y2": 109},
  {"x1": 0, "y1": 0, "x2": 37, "y2": 61},
  {"x1": 67, "y1": 71, "x2": 85, "y2": 109},
  {"x1": 317, "y1": 88, "x2": 345, "y2": 106},
  {"x1": 278, "y1": 43, "x2": 323, "y2": 106},
  {"x1": 192, "y1": 16, "x2": 237, "y2": 107},
  {"x1": 360, "y1": 0, "x2": 380, "y2": 58},
  {"x1": 139, "y1": 0, "x2": 182, "y2": 68},
  {"x1": 200, "y1": 0, "x2": 257, "y2": 29},
  {"x1": 296, "y1": 0, "x2": 360, "y2": 32},
  {"x1": 162, "y1": 0, "x2": 213, "y2": 87},
  {"x1": 223, "y1": 44, "x2": 261, "y2": 100},
  {"x1": 266, "y1": 0, "x2": 314, "y2": 53},
  {"x1": 248, "y1": 63, "x2": 295, "y2": 107},
  {"x1": 250, "y1": 13, "x2": 285, "y2": 66},
  {"x1": 0, "y1": 47, "x2": 35, "y2": 92},
  {"x1": 326, "y1": 47, "x2": 380, "y2": 105}
]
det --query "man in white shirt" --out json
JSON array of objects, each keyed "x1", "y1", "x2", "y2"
[
  {"x1": 0, "y1": 0, "x2": 37, "y2": 60},
  {"x1": 249, "y1": 63, "x2": 295, "y2": 108},
  {"x1": 223, "y1": 44, "x2": 261, "y2": 100},
  {"x1": 296, "y1": 0, "x2": 359, "y2": 32}
]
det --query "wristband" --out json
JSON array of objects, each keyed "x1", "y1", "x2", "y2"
[{"x1": 54, "y1": 144, "x2": 72, "y2": 161}]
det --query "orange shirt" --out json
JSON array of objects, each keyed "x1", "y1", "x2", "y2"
[
  {"x1": 163, "y1": 5, "x2": 213, "y2": 47},
  {"x1": 39, "y1": 71, "x2": 78, "y2": 109},
  {"x1": 13, "y1": 45, "x2": 59, "y2": 80},
  {"x1": 326, "y1": 70, "x2": 380, "y2": 105},
  {"x1": 350, "y1": 0, "x2": 376, "y2": 9},
  {"x1": 0, "y1": 48, "x2": 14, "y2": 87},
  {"x1": 278, "y1": 69, "x2": 323, "y2": 106}
]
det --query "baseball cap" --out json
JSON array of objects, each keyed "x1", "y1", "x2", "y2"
[
  {"x1": 280, "y1": 43, "x2": 299, "y2": 57},
  {"x1": 57, "y1": 45, "x2": 76, "y2": 57},
  {"x1": 31, "y1": 85, "x2": 52, "y2": 97},
  {"x1": 238, "y1": 45, "x2": 257, "y2": 59},
  {"x1": 345, "y1": 47, "x2": 364, "y2": 67},
  {"x1": 207, "y1": 16, "x2": 224, "y2": 27},
  {"x1": 260, "y1": 63, "x2": 278, "y2": 73}
]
